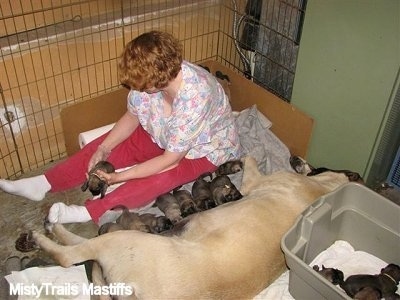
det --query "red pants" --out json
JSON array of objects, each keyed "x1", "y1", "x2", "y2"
[{"x1": 45, "y1": 126, "x2": 217, "y2": 223}]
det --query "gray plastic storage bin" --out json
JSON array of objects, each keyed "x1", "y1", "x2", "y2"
[{"x1": 281, "y1": 182, "x2": 400, "y2": 300}]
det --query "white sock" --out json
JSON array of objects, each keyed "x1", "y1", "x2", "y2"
[
  {"x1": 48, "y1": 202, "x2": 91, "y2": 224},
  {"x1": 0, "y1": 175, "x2": 51, "y2": 201}
]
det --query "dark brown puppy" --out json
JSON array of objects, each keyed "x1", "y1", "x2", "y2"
[
  {"x1": 313, "y1": 265, "x2": 344, "y2": 285},
  {"x1": 353, "y1": 287, "x2": 382, "y2": 300},
  {"x1": 215, "y1": 159, "x2": 243, "y2": 176},
  {"x1": 340, "y1": 263, "x2": 400, "y2": 298},
  {"x1": 209, "y1": 175, "x2": 242, "y2": 205},
  {"x1": 192, "y1": 173, "x2": 215, "y2": 211},
  {"x1": 155, "y1": 192, "x2": 183, "y2": 224},
  {"x1": 81, "y1": 160, "x2": 115, "y2": 198},
  {"x1": 138, "y1": 213, "x2": 173, "y2": 234},
  {"x1": 173, "y1": 189, "x2": 197, "y2": 217}
]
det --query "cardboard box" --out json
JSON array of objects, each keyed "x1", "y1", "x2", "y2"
[
  {"x1": 61, "y1": 60, "x2": 313, "y2": 157},
  {"x1": 281, "y1": 182, "x2": 400, "y2": 299}
]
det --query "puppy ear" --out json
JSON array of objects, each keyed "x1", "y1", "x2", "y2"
[
  {"x1": 81, "y1": 180, "x2": 89, "y2": 192},
  {"x1": 100, "y1": 184, "x2": 108, "y2": 199}
]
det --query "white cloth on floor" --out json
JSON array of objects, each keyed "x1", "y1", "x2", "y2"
[{"x1": 5, "y1": 265, "x2": 89, "y2": 299}]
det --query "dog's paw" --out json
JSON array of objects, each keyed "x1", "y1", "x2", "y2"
[
  {"x1": 43, "y1": 216, "x2": 55, "y2": 233},
  {"x1": 15, "y1": 231, "x2": 37, "y2": 252}
]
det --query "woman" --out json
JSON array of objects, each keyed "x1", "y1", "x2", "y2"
[{"x1": 0, "y1": 31, "x2": 240, "y2": 224}]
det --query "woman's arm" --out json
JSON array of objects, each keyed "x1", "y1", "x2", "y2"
[
  {"x1": 100, "y1": 111, "x2": 139, "y2": 151},
  {"x1": 88, "y1": 111, "x2": 139, "y2": 171},
  {"x1": 97, "y1": 150, "x2": 188, "y2": 184}
]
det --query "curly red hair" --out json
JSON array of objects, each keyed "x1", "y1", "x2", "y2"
[{"x1": 118, "y1": 31, "x2": 183, "y2": 91}]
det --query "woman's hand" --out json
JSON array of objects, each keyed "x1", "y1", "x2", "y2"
[
  {"x1": 87, "y1": 112, "x2": 140, "y2": 172},
  {"x1": 88, "y1": 145, "x2": 111, "y2": 171},
  {"x1": 95, "y1": 169, "x2": 118, "y2": 185}
]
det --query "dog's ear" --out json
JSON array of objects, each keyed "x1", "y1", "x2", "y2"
[
  {"x1": 100, "y1": 184, "x2": 108, "y2": 199},
  {"x1": 81, "y1": 180, "x2": 89, "y2": 192}
]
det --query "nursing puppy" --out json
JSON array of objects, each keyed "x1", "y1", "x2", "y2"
[
  {"x1": 116, "y1": 207, "x2": 150, "y2": 232},
  {"x1": 209, "y1": 174, "x2": 243, "y2": 205},
  {"x1": 215, "y1": 159, "x2": 243, "y2": 176},
  {"x1": 98, "y1": 222, "x2": 124, "y2": 235},
  {"x1": 31, "y1": 156, "x2": 358, "y2": 299},
  {"x1": 138, "y1": 213, "x2": 173, "y2": 234},
  {"x1": 191, "y1": 173, "x2": 215, "y2": 211},
  {"x1": 154, "y1": 192, "x2": 182, "y2": 224},
  {"x1": 81, "y1": 160, "x2": 115, "y2": 198},
  {"x1": 172, "y1": 188, "x2": 197, "y2": 217}
]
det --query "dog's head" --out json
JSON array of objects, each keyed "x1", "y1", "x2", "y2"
[
  {"x1": 290, "y1": 155, "x2": 315, "y2": 175},
  {"x1": 313, "y1": 265, "x2": 344, "y2": 285},
  {"x1": 211, "y1": 175, "x2": 243, "y2": 205},
  {"x1": 173, "y1": 190, "x2": 197, "y2": 217},
  {"x1": 155, "y1": 216, "x2": 173, "y2": 233},
  {"x1": 82, "y1": 161, "x2": 115, "y2": 198},
  {"x1": 81, "y1": 173, "x2": 109, "y2": 198},
  {"x1": 216, "y1": 160, "x2": 243, "y2": 176},
  {"x1": 382, "y1": 263, "x2": 400, "y2": 283}
]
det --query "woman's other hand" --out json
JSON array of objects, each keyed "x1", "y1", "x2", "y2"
[{"x1": 88, "y1": 145, "x2": 111, "y2": 171}]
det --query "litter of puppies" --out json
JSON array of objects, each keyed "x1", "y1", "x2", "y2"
[
  {"x1": 312, "y1": 263, "x2": 400, "y2": 299},
  {"x1": 98, "y1": 159, "x2": 244, "y2": 235}
]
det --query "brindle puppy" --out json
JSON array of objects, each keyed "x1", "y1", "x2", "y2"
[
  {"x1": 215, "y1": 160, "x2": 243, "y2": 176},
  {"x1": 116, "y1": 207, "x2": 150, "y2": 232},
  {"x1": 209, "y1": 175, "x2": 243, "y2": 206},
  {"x1": 138, "y1": 213, "x2": 173, "y2": 234},
  {"x1": 98, "y1": 222, "x2": 124, "y2": 235},
  {"x1": 312, "y1": 265, "x2": 344, "y2": 285},
  {"x1": 192, "y1": 173, "x2": 215, "y2": 211},
  {"x1": 340, "y1": 263, "x2": 400, "y2": 298},
  {"x1": 155, "y1": 192, "x2": 183, "y2": 224},
  {"x1": 173, "y1": 189, "x2": 197, "y2": 217},
  {"x1": 81, "y1": 161, "x2": 115, "y2": 198}
]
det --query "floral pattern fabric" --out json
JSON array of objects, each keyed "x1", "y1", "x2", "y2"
[{"x1": 127, "y1": 61, "x2": 240, "y2": 165}]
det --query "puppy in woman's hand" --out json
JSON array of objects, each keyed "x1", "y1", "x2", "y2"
[{"x1": 81, "y1": 161, "x2": 115, "y2": 198}]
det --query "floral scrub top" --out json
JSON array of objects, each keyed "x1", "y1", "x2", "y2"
[{"x1": 127, "y1": 61, "x2": 241, "y2": 166}]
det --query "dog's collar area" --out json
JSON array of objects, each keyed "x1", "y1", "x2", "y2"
[
  {"x1": 90, "y1": 172, "x2": 102, "y2": 179},
  {"x1": 382, "y1": 272, "x2": 398, "y2": 284},
  {"x1": 90, "y1": 172, "x2": 107, "y2": 184}
]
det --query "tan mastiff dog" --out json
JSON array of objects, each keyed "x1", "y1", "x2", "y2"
[{"x1": 32, "y1": 156, "x2": 358, "y2": 299}]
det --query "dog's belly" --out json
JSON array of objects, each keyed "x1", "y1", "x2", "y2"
[{"x1": 101, "y1": 181, "x2": 324, "y2": 298}]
